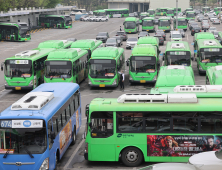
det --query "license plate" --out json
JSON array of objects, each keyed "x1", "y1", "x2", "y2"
[
  {"x1": 140, "y1": 80, "x2": 146, "y2": 83},
  {"x1": 15, "y1": 87, "x2": 21, "y2": 90},
  {"x1": 129, "y1": 31, "x2": 131, "y2": 33},
  {"x1": 99, "y1": 84, "x2": 105, "y2": 87},
  {"x1": 147, "y1": 30, "x2": 149, "y2": 31},
  {"x1": 163, "y1": 30, "x2": 165, "y2": 31},
  {"x1": 25, "y1": 39, "x2": 27, "y2": 41}
]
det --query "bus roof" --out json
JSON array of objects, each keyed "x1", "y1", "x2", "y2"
[
  {"x1": 166, "y1": 41, "x2": 190, "y2": 52},
  {"x1": 207, "y1": 66, "x2": 222, "y2": 84},
  {"x1": 160, "y1": 7, "x2": 168, "y2": 9},
  {"x1": 140, "y1": 12, "x2": 149, "y2": 16},
  {"x1": 131, "y1": 44, "x2": 157, "y2": 57},
  {"x1": 71, "y1": 39, "x2": 102, "y2": 50},
  {"x1": 167, "y1": 8, "x2": 174, "y2": 10},
  {"x1": 159, "y1": 17, "x2": 171, "y2": 20},
  {"x1": 6, "y1": 48, "x2": 55, "y2": 61},
  {"x1": 39, "y1": 14, "x2": 65, "y2": 18},
  {"x1": 91, "y1": 47, "x2": 124, "y2": 59},
  {"x1": 47, "y1": 48, "x2": 88, "y2": 60},
  {"x1": 195, "y1": 32, "x2": 215, "y2": 41},
  {"x1": 197, "y1": 39, "x2": 222, "y2": 48},
  {"x1": 0, "y1": 22, "x2": 19, "y2": 27},
  {"x1": 37, "y1": 40, "x2": 72, "y2": 49},
  {"x1": 0, "y1": 83, "x2": 79, "y2": 120},
  {"x1": 142, "y1": 17, "x2": 154, "y2": 20},
  {"x1": 155, "y1": 66, "x2": 195, "y2": 88},
  {"x1": 137, "y1": 36, "x2": 159, "y2": 46},
  {"x1": 125, "y1": 17, "x2": 139, "y2": 22}
]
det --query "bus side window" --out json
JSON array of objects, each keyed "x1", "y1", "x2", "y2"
[
  {"x1": 75, "y1": 94, "x2": 79, "y2": 109},
  {"x1": 53, "y1": 119, "x2": 58, "y2": 136},
  {"x1": 70, "y1": 99, "x2": 75, "y2": 115},
  {"x1": 66, "y1": 105, "x2": 71, "y2": 120},
  {"x1": 62, "y1": 110, "x2": 67, "y2": 126},
  {"x1": 57, "y1": 114, "x2": 63, "y2": 131}
]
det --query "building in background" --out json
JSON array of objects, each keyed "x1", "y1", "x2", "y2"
[{"x1": 108, "y1": 0, "x2": 190, "y2": 12}]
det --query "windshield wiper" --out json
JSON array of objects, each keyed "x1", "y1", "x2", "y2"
[
  {"x1": 11, "y1": 74, "x2": 14, "y2": 79},
  {"x1": 23, "y1": 146, "x2": 34, "y2": 158},
  {"x1": 205, "y1": 61, "x2": 209, "y2": 65},
  {"x1": 21, "y1": 75, "x2": 26, "y2": 79},
  {"x1": 50, "y1": 76, "x2": 53, "y2": 80},
  {"x1": 3, "y1": 149, "x2": 10, "y2": 158}
]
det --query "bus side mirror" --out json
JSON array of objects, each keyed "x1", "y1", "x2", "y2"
[
  {"x1": 1, "y1": 62, "x2": 4, "y2": 71},
  {"x1": 89, "y1": 122, "x2": 92, "y2": 129},
  {"x1": 85, "y1": 104, "x2": 89, "y2": 117},
  {"x1": 191, "y1": 57, "x2": 194, "y2": 61},
  {"x1": 126, "y1": 59, "x2": 129, "y2": 66}
]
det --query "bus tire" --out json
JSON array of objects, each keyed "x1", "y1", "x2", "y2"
[
  {"x1": 71, "y1": 127, "x2": 76, "y2": 145},
  {"x1": 121, "y1": 147, "x2": 143, "y2": 167},
  {"x1": 55, "y1": 150, "x2": 60, "y2": 170}
]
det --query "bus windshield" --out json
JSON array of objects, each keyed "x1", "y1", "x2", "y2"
[
  {"x1": 167, "y1": 10, "x2": 174, "y2": 14},
  {"x1": 142, "y1": 20, "x2": 154, "y2": 26},
  {"x1": 160, "y1": 9, "x2": 167, "y2": 12},
  {"x1": 4, "y1": 60, "x2": 32, "y2": 78},
  {"x1": 187, "y1": 13, "x2": 195, "y2": 18},
  {"x1": 178, "y1": 20, "x2": 187, "y2": 26},
  {"x1": 0, "y1": 124, "x2": 47, "y2": 154},
  {"x1": 19, "y1": 27, "x2": 30, "y2": 37},
  {"x1": 124, "y1": 21, "x2": 136, "y2": 29},
  {"x1": 89, "y1": 59, "x2": 116, "y2": 78},
  {"x1": 45, "y1": 61, "x2": 72, "y2": 79},
  {"x1": 159, "y1": 20, "x2": 170, "y2": 27},
  {"x1": 65, "y1": 16, "x2": 72, "y2": 26},
  {"x1": 148, "y1": 11, "x2": 155, "y2": 15},
  {"x1": 140, "y1": 16, "x2": 147, "y2": 20},
  {"x1": 130, "y1": 56, "x2": 156, "y2": 73},
  {"x1": 166, "y1": 51, "x2": 190, "y2": 66}
]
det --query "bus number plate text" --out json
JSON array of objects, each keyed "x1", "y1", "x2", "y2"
[{"x1": 1, "y1": 120, "x2": 12, "y2": 128}]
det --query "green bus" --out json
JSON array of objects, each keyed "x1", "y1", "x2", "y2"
[
  {"x1": 193, "y1": 32, "x2": 215, "y2": 45},
  {"x1": 142, "y1": 17, "x2": 155, "y2": 32},
  {"x1": 105, "y1": 8, "x2": 129, "y2": 18},
  {"x1": 139, "y1": 12, "x2": 150, "y2": 24},
  {"x1": 44, "y1": 48, "x2": 88, "y2": 84},
  {"x1": 137, "y1": 37, "x2": 160, "y2": 55},
  {"x1": 167, "y1": 8, "x2": 175, "y2": 17},
  {"x1": 206, "y1": 65, "x2": 222, "y2": 85},
  {"x1": 163, "y1": 41, "x2": 192, "y2": 67},
  {"x1": 202, "y1": 7, "x2": 211, "y2": 13},
  {"x1": 174, "y1": 7, "x2": 181, "y2": 15},
  {"x1": 173, "y1": 17, "x2": 187, "y2": 31},
  {"x1": 185, "y1": 8, "x2": 193, "y2": 13},
  {"x1": 88, "y1": 47, "x2": 125, "y2": 87},
  {"x1": 126, "y1": 44, "x2": 159, "y2": 84},
  {"x1": 84, "y1": 87, "x2": 222, "y2": 166},
  {"x1": 147, "y1": 9, "x2": 155, "y2": 17},
  {"x1": 71, "y1": 39, "x2": 103, "y2": 58},
  {"x1": 39, "y1": 14, "x2": 72, "y2": 29},
  {"x1": 93, "y1": 10, "x2": 106, "y2": 16},
  {"x1": 159, "y1": 7, "x2": 168, "y2": 16},
  {"x1": 123, "y1": 17, "x2": 140, "y2": 33},
  {"x1": 37, "y1": 40, "x2": 73, "y2": 49},
  {"x1": 186, "y1": 11, "x2": 195, "y2": 20},
  {"x1": 158, "y1": 17, "x2": 171, "y2": 32},
  {"x1": 154, "y1": 65, "x2": 195, "y2": 89},
  {"x1": 1, "y1": 48, "x2": 56, "y2": 90},
  {"x1": 155, "y1": 8, "x2": 161, "y2": 16},
  {"x1": 195, "y1": 39, "x2": 222, "y2": 75},
  {"x1": 0, "y1": 22, "x2": 31, "y2": 41}
]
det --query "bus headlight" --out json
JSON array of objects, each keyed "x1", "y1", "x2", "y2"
[
  {"x1": 88, "y1": 79, "x2": 92, "y2": 85},
  {"x1": 39, "y1": 158, "x2": 49, "y2": 170},
  {"x1": 199, "y1": 66, "x2": 203, "y2": 70},
  {"x1": 129, "y1": 75, "x2": 133, "y2": 80},
  {"x1": 153, "y1": 75, "x2": 157, "y2": 81},
  {"x1": 4, "y1": 80, "x2": 8, "y2": 86},
  {"x1": 112, "y1": 79, "x2": 117, "y2": 85},
  {"x1": 29, "y1": 80, "x2": 33, "y2": 85}
]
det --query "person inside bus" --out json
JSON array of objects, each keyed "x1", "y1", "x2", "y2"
[{"x1": 118, "y1": 70, "x2": 124, "y2": 91}]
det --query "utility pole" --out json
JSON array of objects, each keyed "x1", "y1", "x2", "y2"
[{"x1": 176, "y1": 0, "x2": 178, "y2": 30}]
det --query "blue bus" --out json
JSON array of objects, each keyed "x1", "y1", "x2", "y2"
[{"x1": 0, "y1": 83, "x2": 81, "y2": 170}]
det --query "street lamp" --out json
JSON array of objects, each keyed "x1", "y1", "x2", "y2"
[{"x1": 176, "y1": 0, "x2": 178, "y2": 30}]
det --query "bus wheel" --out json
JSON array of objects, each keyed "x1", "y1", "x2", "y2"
[
  {"x1": 121, "y1": 147, "x2": 143, "y2": 167},
  {"x1": 71, "y1": 127, "x2": 76, "y2": 145},
  {"x1": 55, "y1": 151, "x2": 60, "y2": 170}
]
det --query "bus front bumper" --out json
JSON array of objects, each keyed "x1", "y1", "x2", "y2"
[
  {"x1": 89, "y1": 84, "x2": 118, "y2": 88},
  {"x1": 5, "y1": 85, "x2": 33, "y2": 90},
  {"x1": 130, "y1": 80, "x2": 156, "y2": 83}
]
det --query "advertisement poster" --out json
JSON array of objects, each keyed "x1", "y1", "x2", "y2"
[
  {"x1": 76, "y1": 110, "x2": 79, "y2": 130},
  {"x1": 59, "y1": 120, "x2": 72, "y2": 154},
  {"x1": 147, "y1": 135, "x2": 222, "y2": 157}
]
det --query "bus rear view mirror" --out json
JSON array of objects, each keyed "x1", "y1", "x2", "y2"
[
  {"x1": 1, "y1": 62, "x2": 4, "y2": 71},
  {"x1": 89, "y1": 122, "x2": 92, "y2": 129},
  {"x1": 85, "y1": 104, "x2": 89, "y2": 117}
]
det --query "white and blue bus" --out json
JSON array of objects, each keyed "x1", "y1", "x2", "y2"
[{"x1": 0, "y1": 83, "x2": 81, "y2": 170}]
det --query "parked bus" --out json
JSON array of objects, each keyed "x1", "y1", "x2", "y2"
[
  {"x1": 154, "y1": 65, "x2": 195, "y2": 88},
  {"x1": 44, "y1": 48, "x2": 88, "y2": 84},
  {"x1": 84, "y1": 85, "x2": 222, "y2": 167},
  {"x1": 206, "y1": 65, "x2": 222, "y2": 85},
  {"x1": 126, "y1": 44, "x2": 159, "y2": 84},
  {"x1": 163, "y1": 41, "x2": 192, "y2": 66},
  {"x1": 173, "y1": 17, "x2": 187, "y2": 31},
  {"x1": 0, "y1": 83, "x2": 81, "y2": 170},
  {"x1": 139, "y1": 12, "x2": 149, "y2": 24},
  {"x1": 93, "y1": 10, "x2": 106, "y2": 16},
  {"x1": 159, "y1": 7, "x2": 168, "y2": 16},
  {"x1": 202, "y1": 7, "x2": 211, "y2": 13},
  {"x1": 185, "y1": 8, "x2": 193, "y2": 13},
  {"x1": 137, "y1": 37, "x2": 160, "y2": 55},
  {"x1": 88, "y1": 47, "x2": 125, "y2": 87},
  {"x1": 193, "y1": 33, "x2": 215, "y2": 53},
  {"x1": 123, "y1": 17, "x2": 140, "y2": 33},
  {"x1": 158, "y1": 17, "x2": 171, "y2": 32},
  {"x1": 0, "y1": 22, "x2": 31, "y2": 41},
  {"x1": 71, "y1": 39, "x2": 103, "y2": 58},
  {"x1": 39, "y1": 14, "x2": 72, "y2": 29},
  {"x1": 142, "y1": 17, "x2": 155, "y2": 32},
  {"x1": 1, "y1": 49, "x2": 56, "y2": 90},
  {"x1": 195, "y1": 39, "x2": 222, "y2": 75},
  {"x1": 105, "y1": 8, "x2": 129, "y2": 18},
  {"x1": 147, "y1": 9, "x2": 155, "y2": 17},
  {"x1": 37, "y1": 40, "x2": 73, "y2": 49},
  {"x1": 174, "y1": 7, "x2": 181, "y2": 15},
  {"x1": 186, "y1": 11, "x2": 195, "y2": 20},
  {"x1": 167, "y1": 8, "x2": 175, "y2": 17}
]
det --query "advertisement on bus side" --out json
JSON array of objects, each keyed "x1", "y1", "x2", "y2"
[
  {"x1": 59, "y1": 120, "x2": 72, "y2": 153},
  {"x1": 147, "y1": 135, "x2": 222, "y2": 157}
]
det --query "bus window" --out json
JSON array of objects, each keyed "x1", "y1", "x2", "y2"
[
  {"x1": 117, "y1": 112, "x2": 143, "y2": 132},
  {"x1": 90, "y1": 111, "x2": 113, "y2": 138},
  {"x1": 62, "y1": 110, "x2": 66, "y2": 125},
  {"x1": 57, "y1": 114, "x2": 62, "y2": 131},
  {"x1": 70, "y1": 100, "x2": 75, "y2": 115},
  {"x1": 48, "y1": 120, "x2": 53, "y2": 149},
  {"x1": 66, "y1": 105, "x2": 71, "y2": 120},
  {"x1": 53, "y1": 119, "x2": 58, "y2": 135},
  {"x1": 144, "y1": 117, "x2": 170, "y2": 132}
]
